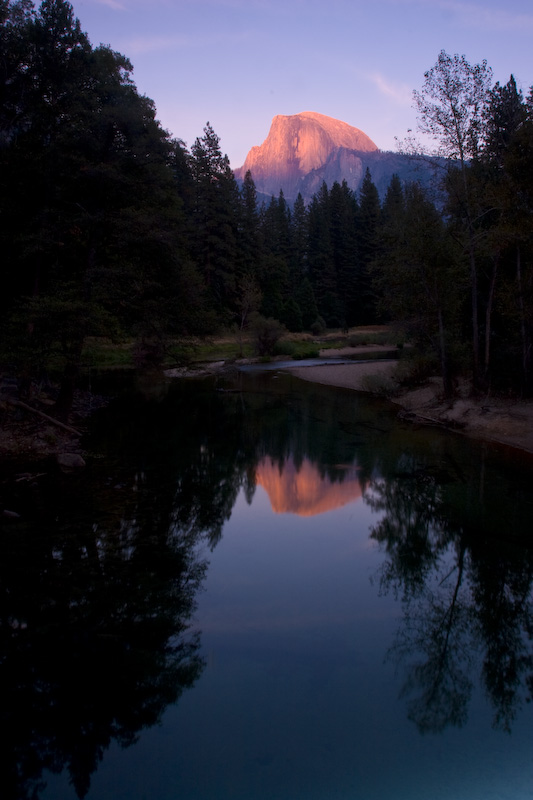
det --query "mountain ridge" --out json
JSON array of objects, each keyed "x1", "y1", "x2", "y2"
[
  {"x1": 234, "y1": 112, "x2": 440, "y2": 203},
  {"x1": 234, "y1": 111, "x2": 378, "y2": 201}
]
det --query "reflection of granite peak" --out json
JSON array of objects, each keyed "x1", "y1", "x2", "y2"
[
  {"x1": 234, "y1": 112, "x2": 378, "y2": 202},
  {"x1": 256, "y1": 455, "x2": 363, "y2": 517}
]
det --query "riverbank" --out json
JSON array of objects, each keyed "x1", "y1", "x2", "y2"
[
  {"x1": 0, "y1": 389, "x2": 108, "y2": 463},
  {"x1": 3, "y1": 347, "x2": 533, "y2": 462},
  {"x1": 286, "y1": 352, "x2": 533, "y2": 455}
]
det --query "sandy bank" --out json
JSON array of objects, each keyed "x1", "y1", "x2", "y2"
[{"x1": 285, "y1": 359, "x2": 533, "y2": 455}]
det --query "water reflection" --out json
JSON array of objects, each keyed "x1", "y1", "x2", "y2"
[
  {"x1": 256, "y1": 456, "x2": 363, "y2": 516},
  {"x1": 368, "y1": 456, "x2": 533, "y2": 735},
  {"x1": 1, "y1": 371, "x2": 532, "y2": 799},
  {"x1": 1, "y1": 468, "x2": 207, "y2": 799}
]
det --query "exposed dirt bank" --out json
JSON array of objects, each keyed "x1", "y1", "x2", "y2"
[
  {"x1": 3, "y1": 348, "x2": 533, "y2": 463},
  {"x1": 286, "y1": 357, "x2": 533, "y2": 455}
]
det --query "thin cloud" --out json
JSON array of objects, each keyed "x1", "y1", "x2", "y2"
[
  {"x1": 392, "y1": 0, "x2": 533, "y2": 33},
  {"x1": 94, "y1": 0, "x2": 128, "y2": 10},
  {"x1": 368, "y1": 73, "x2": 412, "y2": 106},
  {"x1": 122, "y1": 30, "x2": 250, "y2": 56},
  {"x1": 442, "y1": 0, "x2": 533, "y2": 32}
]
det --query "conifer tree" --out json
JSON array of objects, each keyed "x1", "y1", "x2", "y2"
[
  {"x1": 357, "y1": 169, "x2": 381, "y2": 324},
  {"x1": 329, "y1": 180, "x2": 359, "y2": 328},
  {"x1": 190, "y1": 123, "x2": 240, "y2": 318},
  {"x1": 257, "y1": 193, "x2": 291, "y2": 320},
  {"x1": 307, "y1": 183, "x2": 341, "y2": 326},
  {"x1": 478, "y1": 77, "x2": 533, "y2": 390},
  {"x1": 374, "y1": 183, "x2": 464, "y2": 397},
  {"x1": 0, "y1": 0, "x2": 209, "y2": 414}
]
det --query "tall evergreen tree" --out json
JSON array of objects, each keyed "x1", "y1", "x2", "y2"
[
  {"x1": 190, "y1": 122, "x2": 240, "y2": 318},
  {"x1": 0, "y1": 0, "x2": 210, "y2": 414},
  {"x1": 357, "y1": 168, "x2": 381, "y2": 324},
  {"x1": 373, "y1": 183, "x2": 464, "y2": 397},
  {"x1": 307, "y1": 183, "x2": 341, "y2": 326},
  {"x1": 477, "y1": 77, "x2": 533, "y2": 391},
  {"x1": 289, "y1": 192, "x2": 308, "y2": 289},
  {"x1": 255, "y1": 192, "x2": 292, "y2": 320},
  {"x1": 239, "y1": 169, "x2": 260, "y2": 279},
  {"x1": 289, "y1": 192, "x2": 319, "y2": 329},
  {"x1": 329, "y1": 180, "x2": 359, "y2": 328}
]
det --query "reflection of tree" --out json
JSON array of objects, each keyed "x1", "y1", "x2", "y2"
[
  {"x1": 0, "y1": 377, "x2": 270, "y2": 799},
  {"x1": 0, "y1": 373, "x2": 381, "y2": 798},
  {"x1": 389, "y1": 544, "x2": 475, "y2": 733},
  {"x1": 3, "y1": 369, "x2": 533, "y2": 797},
  {"x1": 469, "y1": 538, "x2": 533, "y2": 731},
  {"x1": 1, "y1": 468, "x2": 207, "y2": 799},
  {"x1": 367, "y1": 459, "x2": 533, "y2": 735},
  {"x1": 93, "y1": 378, "x2": 256, "y2": 549},
  {"x1": 368, "y1": 456, "x2": 455, "y2": 600}
]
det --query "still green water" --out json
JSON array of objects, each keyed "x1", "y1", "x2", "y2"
[{"x1": 2, "y1": 370, "x2": 532, "y2": 799}]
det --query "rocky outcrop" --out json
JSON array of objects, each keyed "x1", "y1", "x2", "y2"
[
  {"x1": 235, "y1": 111, "x2": 442, "y2": 203},
  {"x1": 56, "y1": 453, "x2": 86, "y2": 472},
  {"x1": 234, "y1": 111, "x2": 378, "y2": 200}
]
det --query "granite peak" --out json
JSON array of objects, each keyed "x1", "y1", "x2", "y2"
[
  {"x1": 234, "y1": 111, "x2": 378, "y2": 201},
  {"x1": 234, "y1": 111, "x2": 439, "y2": 203}
]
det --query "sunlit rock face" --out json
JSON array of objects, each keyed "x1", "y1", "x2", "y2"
[
  {"x1": 256, "y1": 455, "x2": 363, "y2": 517},
  {"x1": 234, "y1": 111, "x2": 378, "y2": 201},
  {"x1": 234, "y1": 111, "x2": 444, "y2": 203}
]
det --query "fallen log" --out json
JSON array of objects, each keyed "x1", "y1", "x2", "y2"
[{"x1": 5, "y1": 398, "x2": 83, "y2": 437}]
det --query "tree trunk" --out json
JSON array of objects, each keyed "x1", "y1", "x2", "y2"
[
  {"x1": 516, "y1": 246, "x2": 530, "y2": 393},
  {"x1": 7, "y1": 398, "x2": 82, "y2": 436},
  {"x1": 437, "y1": 307, "x2": 453, "y2": 400},
  {"x1": 55, "y1": 336, "x2": 84, "y2": 422},
  {"x1": 483, "y1": 257, "x2": 499, "y2": 383},
  {"x1": 54, "y1": 362, "x2": 79, "y2": 423},
  {"x1": 460, "y1": 161, "x2": 480, "y2": 392}
]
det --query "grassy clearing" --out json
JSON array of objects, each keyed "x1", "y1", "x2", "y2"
[
  {"x1": 273, "y1": 340, "x2": 320, "y2": 359},
  {"x1": 189, "y1": 338, "x2": 254, "y2": 362},
  {"x1": 316, "y1": 327, "x2": 402, "y2": 350},
  {"x1": 79, "y1": 325, "x2": 402, "y2": 370},
  {"x1": 81, "y1": 338, "x2": 135, "y2": 369}
]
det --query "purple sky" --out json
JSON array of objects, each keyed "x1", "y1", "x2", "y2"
[{"x1": 70, "y1": 0, "x2": 533, "y2": 168}]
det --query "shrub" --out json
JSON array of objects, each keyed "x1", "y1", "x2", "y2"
[
  {"x1": 272, "y1": 340, "x2": 296, "y2": 357},
  {"x1": 250, "y1": 314, "x2": 286, "y2": 356},
  {"x1": 290, "y1": 343, "x2": 320, "y2": 360},
  {"x1": 280, "y1": 298, "x2": 303, "y2": 332},
  {"x1": 310, "y1": 316, "x2": 326, "y2": 336}
]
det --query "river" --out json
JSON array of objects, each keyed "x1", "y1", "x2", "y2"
[{"x1": 2, "y1": 369, "x2": 532, "y2": 799}]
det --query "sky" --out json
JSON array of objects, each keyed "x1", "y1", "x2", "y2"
[{"x1": 69, "y1": 0, "x2": 533, "y2": 169}]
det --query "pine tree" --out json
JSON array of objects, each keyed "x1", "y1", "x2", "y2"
[
  {"x1": 307, "y1": 183, "x2": 340, "y2": 326},
  {"x1": 373, "y1": 183, "x2": 464, "y2": 397},
  {"x1": 190, "y1": 123, "x2": 240, "y2": 318},
  {"x1": 356, "y1": 168, "x2": 381, "y2": 324},
  {"x1": 289, "y1": 192, "x2": 308, "y2": 288},
  {"x1": 257, "y1": 192, "x2": 291, "y2": 320},
  {"x1": 478, "y1": 77, "x2": 533, "y2": 391},
  {"x1": 329, "y1": 180, "x2": 358, "y2": 328},
  {"x1": 0, "y1": 0, "x2": 210, "y2": 414}
]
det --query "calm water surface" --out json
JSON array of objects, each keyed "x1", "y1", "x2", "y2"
[{"x1": 2, "y1": 370, "x2": 532, "y2": 799}]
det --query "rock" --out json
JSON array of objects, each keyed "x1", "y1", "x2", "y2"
[
  {"x1": 234, "y1": 111, "x2": 443, "y2": 203},
  {"x1": 234, "y1": 111, "x2": 377, "y2": 201},
  {"x1": 56, "y1": 453, "x2": 86, "y2": 472}
]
